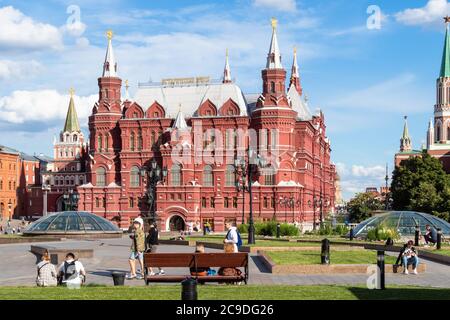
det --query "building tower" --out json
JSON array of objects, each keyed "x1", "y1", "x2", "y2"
[
  {"x1": 289, "y1": 46, "x2": 302, "y2": 96},
  {"x1": 400, "y1": 116, "x2": 412, "y2": 152},
  {"x1": 223, "y1": 49, "x2": 232, "y2": 84},
  {"x1": 251, "y1": 18, "x2": 297, "y2": 170}
]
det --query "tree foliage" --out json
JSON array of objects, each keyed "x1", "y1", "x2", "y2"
[
  {"x1": 391, "y1": 152, "x2": 450, "y2": 221},
  {"x1": 347, "y1": 192, "x2": 383, "y2": 222}
]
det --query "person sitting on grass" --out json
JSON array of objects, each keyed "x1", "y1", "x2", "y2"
[
  {"x1": 36, "y1": 251, "x2": 57, "y2": 287},
  {"x1": 190, "y1": 244, "x2": 211, "y2": 278},
  {"x1": 218, "y1": 243, "x2": 243, "y2": 284},
  {"x1": 402, "y1": 240, "x2": 419, "y2": 275},
  {"x1": 57, "y1": 253, "x2": 86, "y2": 286},
  {"x1": 424, "y1": 224, "x2": 437, "y2": 247},
  {"x1": 127, "y1": 220, "x2": 146, "y2": 280}
]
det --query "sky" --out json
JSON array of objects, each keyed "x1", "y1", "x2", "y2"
[{"x1": 0, "y1": 0, "x2": 448, "y2": 200}]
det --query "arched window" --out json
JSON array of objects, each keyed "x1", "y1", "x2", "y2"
[
  {"x1": 263, "y1": 167, "x2": 275, "y2": 185},
  {"x1": 225, "y1": 165, "x2": 236, "y2": 187},
  {"x1": 130, "y1": 132, "x2": 135, "y2": 151},
  {"x1": 130, "y1": 166, "x2": 140, "y2": 187},
  {"x1": 270, "y1": 81, "x2": 275, "y2": 93},
  {"x1": 97, "y1": 135, "x2": 103, "y2": 151},
  {"x1": 436, "y1": 125, "x2": 441, "y2": 142},
  {"x1": 171, "y1": 164, "x2": 181, "y2": 186},
  {"x1": 203, "y1": 165, "x2": 213, "y2": 186},
  {"x1": 73, "y1": 135, "x2": 77, "y2": 142},
  {"x1": 96, "y1": 167, "x2": 106, "y2": 186},
  {"x1": 138, "y1": 133, "x2": 143, "y2": 151},
  {"x1": 105, "y1": 135, "x2": 109, "y2": 150}
]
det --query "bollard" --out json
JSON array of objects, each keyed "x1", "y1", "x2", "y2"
[
  {"x1": 276, "y1": 223, "x2": 281, "y2": 238},
  {"x1": 376, "y1": 250, "x2": 385, "y2": 290},
  {"x1": 321, "y1": 238, "x2": 330, "y2": 264},
  {"x1": 181, "y1": 277, "x2": 198, "y2": 300},
  {"x1": 349, "y1": 227, "x2": 354, "y2": 241},
  {"x1": 385, "y1": 237, "x2": 393, "y2": 246},
  {"x1": 414, "y1": 225, "x2": 420, "y2": 246},
  {"x1": 437, "y1": 228, "x2": 442, "y2": 250}
]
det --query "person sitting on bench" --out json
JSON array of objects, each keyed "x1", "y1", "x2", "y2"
[
  {"x1": 424, "y1": 224, "x2": 437, "y2": 246},
  {"x1": 190, "y1": 244, "x2": 211, "y2": 277},
  {"x1": 402, "y1": 240, "x2": 419, "y2": 275},
  {"x1": 218, "y1": 243, "x2": 242, "y2": 284}
]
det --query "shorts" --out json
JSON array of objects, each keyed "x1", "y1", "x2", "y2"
[{"x1": 129, "y1": 251, "x2": 144, "y2": 260}]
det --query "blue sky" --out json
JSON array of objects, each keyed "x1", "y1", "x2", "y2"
[{"x1": 0, "y1": 0, "x2": 448, "y2": 200}]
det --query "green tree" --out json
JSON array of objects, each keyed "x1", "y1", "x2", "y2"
[
  {"x1": 347, "y1": 192, "x2": 383, "y2": 222},
  {"x1": 391, "y1": 152, "x2": 450, "y2": 215}
]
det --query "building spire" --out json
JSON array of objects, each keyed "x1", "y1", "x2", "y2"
[
  {"x1": 223, "y1": 48, "x2": 232, "y2": 83},
  {"x1": 103, "y1": 30, "x2": 118, "y2": 77},
  {"x1": 63, "y1": 88, "x2": 80, "y2": 133},
  {"x1": 289, "y1": 46, "x2": 302, "y2": 95},
  {"x1": 172, "y1": 104, "x2": 188, "y2": 130},
  {"x1": 440, "y1": 16, "x2": 450, "y2": 78},
  {"x1": 266, "y1": 17, "x2": 282, "y2": 69},
  {"x1": 427, "y1": 118, "x2": 434, "y2": 149},
  {"x1": 124, "y1": 79, "x2": 130, "y2": 100},
  {"x1": 400, "y1": 115, "x2": 412, "y2": 152}
]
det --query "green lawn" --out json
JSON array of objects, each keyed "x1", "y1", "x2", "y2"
[
  {"x1": 0, "y1": 285, "x2": 448, "y2": 300},
  {"x1": 266, "y1": 250, "x2": 397, "y2": 265},
  {"x1": 423, "y1": 249, "x2": 450, "y2": 257}
]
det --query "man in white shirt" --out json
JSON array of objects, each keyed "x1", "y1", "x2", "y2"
[
  {"x1": 223, "y1": 222, "x2": 239, "y2": 253},
  {"x1": 58, "y1": 252, "x2": 86, "y2": 287}
]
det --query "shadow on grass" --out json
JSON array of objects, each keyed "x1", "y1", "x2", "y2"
[{"x1": 348, "y1": 287, "x2": 450, "y2": 300}]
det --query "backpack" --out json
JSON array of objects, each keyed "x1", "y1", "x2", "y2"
[
  {"x1": 236, "y1": 231, "x2": 243, "y2": 247},
  {"x1": 63, "y1": 261, "x2": 77, "y2": 280}
]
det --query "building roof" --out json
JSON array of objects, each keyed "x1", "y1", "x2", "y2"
[
  {"x1": 103, "y1": 30, "x2": 117, "y2": 77},
  {"x1": 63, "y1": 92, "x2": 81, "y2": 133},
  {"x1": 0, "y1": 145, "x2": 19, "y2": 155},
  {"x1": 441, "y1": 25, "x2": 450, "y2": 78},
  {"x1": 287, "y1": 85, "x2": 312, "y2": 120},
  {"x1": 172, "y1": 108, "x2": 188, "y2": 130},
  {"x1": 134, "y1": 80, "x2": 248, "y2": 117}
]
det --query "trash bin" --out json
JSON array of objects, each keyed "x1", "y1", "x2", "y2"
[
  {"x1": 111, "y1": 271, "x2": 126, "y2": 286},
  {"x1": 181, "y1": 277, "x2": 198, "y2": 300}
]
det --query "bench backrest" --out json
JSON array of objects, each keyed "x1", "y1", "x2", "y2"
[{"x1": 144, "y1": 252, "x2": 248, "y2": 268}]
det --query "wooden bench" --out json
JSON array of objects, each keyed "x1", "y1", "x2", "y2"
[{"x1": 143, "y1": 252, "x2": 249, "y2": 285}]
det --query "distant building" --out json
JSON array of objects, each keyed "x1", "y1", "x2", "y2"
[
  {"x1": 395, "y1": 19, "x2": 450, "y2": 172},
  {"x1": 0, "y1": 145, "x2": 19, "y2": 220}
]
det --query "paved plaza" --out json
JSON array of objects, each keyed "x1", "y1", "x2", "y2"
[{"x1": 0, "y1": 236, "x2": 449, "y2": 288}]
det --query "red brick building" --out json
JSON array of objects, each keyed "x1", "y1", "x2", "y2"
[{"x1": 75, "y1": 21, "x2": 336, "y2": 231}]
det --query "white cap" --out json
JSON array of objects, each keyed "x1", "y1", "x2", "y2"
[{"x1": 134, "y1": 217, "x2": 144, "y2": 228}]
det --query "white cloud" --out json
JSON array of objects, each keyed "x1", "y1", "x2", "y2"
[
  {"x1": 0, "y1": 90, "x2": 96, "y2": 124},
  {"x1": 351, "y1": 165, "x2": 385, "y2": 178},
  {"x1": 61, "y1": 21, "x2": 87, "y2": 37},
  {"x1": 395, "y1": 0, "x2": 450, "y2": 26},
  {"x1": 253, "y1": 0, "x2": 297, "y2": 12},
  {"x1": 0, "y1": 6, "x2": 63, "y2": 50},
  {"x1": 0, "y1": 60, "x2": 43, "y2": 80}
]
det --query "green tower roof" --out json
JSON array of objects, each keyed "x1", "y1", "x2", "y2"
[
  {"x1": 63, "y1": 91, "x2": 80, "y2": 133},
  {"x1": 440, "y1": 26, "x2": 450, "y2": 78}
]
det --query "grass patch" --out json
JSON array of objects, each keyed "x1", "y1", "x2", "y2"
[
  {"x1": 423, "y1": 249, "x2": 450, "y2": 257},
  {"x1": 0, "y1": 285, "x2": 448, "y2": 300},
  {"x1": 266, "y1": 250, "x2": 397, "y2": 265}
]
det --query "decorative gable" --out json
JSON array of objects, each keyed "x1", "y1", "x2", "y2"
[
  {"x1": 198, "y1": 99, "x2": 217, "y2": 117},
  {"x1": 146, "y1": 101, "x2": 166, "y2": 118}
]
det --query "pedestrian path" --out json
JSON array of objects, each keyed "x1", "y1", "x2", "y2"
[{"x1": 0, "y1": 237, "x2": 449, "y2": 288}]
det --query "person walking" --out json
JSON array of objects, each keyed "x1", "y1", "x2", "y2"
[
  {"x1": 36, "y1": 251, "x2": 57, "y2": 287},
  {"x1": 127, "y1": 220, "x2": 146, "y2": 280},
  {"x1": 223, "y1": 222, "x2": 240, "y2": 253},
  {"x1": 145, "y1": 223, "x2": 165, "y2": 276}
]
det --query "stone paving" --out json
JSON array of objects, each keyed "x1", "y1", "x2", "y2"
[{"x1": 0, "y1": 236, "x2": 449, "y2": 288}]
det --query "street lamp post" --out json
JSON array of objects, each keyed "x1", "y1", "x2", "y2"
[
  {"x1": 235, "y1": 163, "x2": 248, "y2": 225},
  {"x1": 8, "y1": 201, "x2": 12, "y2": 221},
  {"x1": 141, "y1": 159, "x2": 167, "y2": 228},
  {"x1": 42, "y1": 184, "x2": 51, "y2": 216},
  {"x1": 235, "y1": 149, "x2": 265, "y2": 245},
  {"x1": 278, "y1": 196, "x2": 299, "y2": 223}
]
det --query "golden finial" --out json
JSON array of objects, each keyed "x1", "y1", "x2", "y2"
[
  {"x1": 106, "y1": 29, "x2": 113, "y2": 40},
  {"x1": 69, "y1": 87, "x2": 75, "y2": 97},
  {"x1": 293, "y1": 46, "x2": 297, "y2": 55},
  {"x1": 271, "y1": 17, "x2": 278, "y2": 30},
  {"x1": 125, "y1": 79, "x2": 129, "y2": 89}
]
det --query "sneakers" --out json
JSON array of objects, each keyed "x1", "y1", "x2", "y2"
[
  {"x1": 158, "y1": 269, "x2": 165, "y2": 275},
  {"x1": 136, "y1": 274, "x2": 144, "y2": 280},
  {"x1": 148, "y1": 272, "x2": 156, "y2": 276},
  {"x1": 403, "y1": 269, "x2": 409, "y2": 275},
  {"x1": 413, "y1": 269, "x2": 418, "y2": 275},
  {"x1": 126, "y1": 274, "x2": 136, "y2": 280}
]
